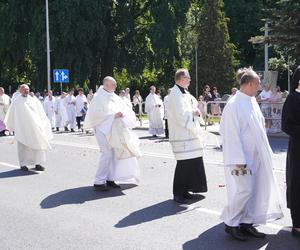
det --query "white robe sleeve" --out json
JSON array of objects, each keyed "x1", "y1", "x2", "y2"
[
  {"x1": 169, "y1": 92, "x2": 196, "y2": 133},
  {"x1": 220, "y1": 104, "x2": 246, "y2": 166}
]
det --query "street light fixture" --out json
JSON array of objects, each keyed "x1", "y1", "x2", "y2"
[
  {"x1": 195, "y1": 43, "x2": 199, "y2": 98},
  {"x1": 45, "y1": 0, "x2": 51, "y2": 91}
]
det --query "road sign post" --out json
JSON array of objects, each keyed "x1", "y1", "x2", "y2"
[{"x1": 53, "y1": 69, "x2": 69, "y2": 92}]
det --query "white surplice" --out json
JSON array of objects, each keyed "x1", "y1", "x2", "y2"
[
  {"x1": 145, "y1": 93, "x2": 164, "y2": 135},
  {"x1": 54, "y1": 96, "x2": 68, "y2": 128},
  {"x1": 4, "y1": 95, "x2": 53, "y2": 166},
  {"x1": 0, "y1": 93, "x2": 10, "y2": 131},
  {"x1": 44, "y1": 97, "x2": 56, "y2": 128},
  {"x1": 219, "y1": 91, "x2": 283, "y2": 227},
  {"x1": 84, "y1": 87, "x2": 140, "y2": 185},
  {"x1": 75, "y1": 94, "x2": 87, "y2": 117},
  {"x1": 64, "y1": 94, "x2": 76, "y2": 129}
]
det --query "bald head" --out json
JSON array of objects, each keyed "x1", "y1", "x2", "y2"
[
  {"x1": 20, "y1": 84, "x2": 30, "y2": 97},
  {"x1": 240, "y1": 70, "x2": 259, "y2": 86},
  {"x1": 239, "y1": 69, "x2": 260, "y2": 97},
  {"x1": 150, "y1": 85, "x2": 156, "y2": 94},
  {"x1": 103, "y1": 76, "x2": 117, "y2": 93}
]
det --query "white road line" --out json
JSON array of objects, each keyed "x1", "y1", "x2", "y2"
[
  {"x1": 0, "y1": 140, "x2": 285, "y2": 172},
  {"x1": 179, "y1": 204, "x2": 284, "y2": 231},
  {"x1": 0, "y1": 162, "x2": 20, "y2": 169},
  {"x1": 51, "y1": 140, "x2": 285, "y2": 173}
]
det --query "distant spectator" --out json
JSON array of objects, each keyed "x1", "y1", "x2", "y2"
[
  {"x1": 203, "y1": 85, "x2": 212, "y2": 115},
  {"x1": 269, "y1": 86, "x2": 283, "y2": 133},
  {"x1": 203, "y1": 85, "x2": 212, "y2": 102},
  {"x1": 132, "y1": 90, "x2": 143, "y2": 116},
  {"x1": 119, "y1": 90, "x2": 132, "y2": 108},
  {"x1": 258, "y1": 83, "x2": 272, "y2": 131},
  {"x1": 231, "y1": 87, "x2": 238, "y2": 96},
  {"x1": 198, "y1": 95, "x2": 206, "y2": 118},
  {"x1": 87, "y1": 89, "x2": 94, "y2": 104},
  {"x1": 125, "y1": 87, "x2": 131, "y2": 102},
  {"x1": 211, "y1": 87, "x2": 221, "y2": 116}
]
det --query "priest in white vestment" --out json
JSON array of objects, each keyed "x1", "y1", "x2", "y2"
[
  {"x1": 220, "y1": 69, "x2": 283, "y2": 241},
  {"x1": 84, "y1": 76, "x2": 141, "y2": 191},
  {"x1": 145, "y1": 86, "x2": 164, "y2": 136},
  {"x1": 168, "y1": 69, "x2": 207, "y2": 204},
  {"x1": 43, "y1": 90, "x2": 56, "y2": 129},
  {"x1": 4, "y1": 84, "x2": 53, "y2": 171},
  {"x1": 11, "y1": 85, "x2": 21, "y2": 102},
  {"x1": 64, "y1": 90, "x2": 76, "y2": 132},
  {"x1": 54, "y1": 92, "x2": 67, "y2": 131},
  {"x1": 75, "y1": 88, "x2": 87, "y2": 130},
  {"x1": 0, "y1": 87, "x2": 10, "y2": 135}
]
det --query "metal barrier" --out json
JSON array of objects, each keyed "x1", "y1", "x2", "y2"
[
  {"x1": 204, "y1": 100, "x2": 227, "y2": 130},
  {"x1": 204, "y1": 100, "x2": 285, "y2": 134}
]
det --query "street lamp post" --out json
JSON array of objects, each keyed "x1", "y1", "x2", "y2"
[
  {"x1": 195, "y1": 43, "x2": 198, "y2": 98},
  {"x1": 287, "y1": 56, "x2": 291, "y2": 93},
  {"x1": 46, "y1": 0, "x2": 51, "y2": 91},
  {"x1": 264, "y1": 21, "x2": 269, "y2": 84}
]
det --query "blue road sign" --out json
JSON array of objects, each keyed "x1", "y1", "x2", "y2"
[{"x1": 53, "y1": 69, "x2": 69, "y2": 83}]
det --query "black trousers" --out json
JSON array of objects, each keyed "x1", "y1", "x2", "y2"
[
  {"x1": 173, "y1": 157, "x2": 207, "y2": 195},
  {"x1": 164, "y1": 119, "x2": 169, "y2": 138},
  {"x1": 76, "y1": 116, "x2": 82, "y2": 129}
]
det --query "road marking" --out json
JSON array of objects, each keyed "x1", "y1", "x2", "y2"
[
  {"x1": 0, "y1": 162, "x2": 19, "y2": 169},
  {"x1": 0, "y1": 139, "x2": 285, "y2": 173},
  {"x1": 51, "y1": 140, "x2": 285, "y2": 173},
  {"x1": 179, "y1": 204, "x2": 284, "y2": 231}
]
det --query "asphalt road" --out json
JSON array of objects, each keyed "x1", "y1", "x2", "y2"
[{"x1": 0, "y1": 129, "x2": 299, "y2": 250}]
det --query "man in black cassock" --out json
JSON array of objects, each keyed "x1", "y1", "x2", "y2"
[
  {"x1": 167, "y1": 69, "x2": 207, "y2": 203},
  {"x1": 282, "y1": 65, "x2": 300, "y2": 238}
]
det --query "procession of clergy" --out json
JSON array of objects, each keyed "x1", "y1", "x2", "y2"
[{"x1": 1, "y1": 67, "x2": 300, "y2": 241}]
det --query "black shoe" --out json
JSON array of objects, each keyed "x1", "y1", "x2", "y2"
[
  {"x1": 64, "y1": 127, "x2": 69, "y2": 131},
  {"x1": 35, "y1": 165, "x2": 45, "y2": 171},
  {"x1": 240, "y1": 224, "x2": 266, "y2": 238},
  {"x1": 71, "y1": 129, "x2": 75, "y2": 132},
  {"x1": 173, "y1": 195, "x2": 187, "y2": 204},
  {"x1": 20, "y1": 166, "x2": 29, "y2": 171},
  {"x1": 292, "y1": 228, "x2": 300, "y2": 237},
  {"x1": 225, "y1": 225, "x2": 247, "y2": 241},
  {"x1": 106, "y1": 181, "x2": 121, "y2": 188},
  {"x1": 183, "y1": 191, "x2": 205, "y2": 200},
  {"x1": 56, "y1": 127, "x2": 59, "y2": 131},
  {"x1": 94, "y1": 184, "x2": 108, "y2": 191}
]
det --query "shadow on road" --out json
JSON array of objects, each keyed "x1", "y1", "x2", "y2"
[
  {"x1": 115, "y1": 199, "x2": 190, "y2": 228},
  {"x1": 268, "y1": 137, "x2": 289, "y2": 153},
  {"x1": 183, "y1": 223, "x2": 299, "y2": 250},
  {"x1": 40, "y1": 184, "x2": 137, "y2": 209},
  {"x1": 0, "y1": 169, "x2": 38, "y2": 179},
  {"x1": 139, "y1": 136, "x2": 166, "y2": 141}
]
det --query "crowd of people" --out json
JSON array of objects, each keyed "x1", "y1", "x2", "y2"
[
  {"x1": 0, "y1": 66, "x2": 299, "y2": 242},
  {"x1": 196, "y1": 82, "x2": 288, "y2": 133}
]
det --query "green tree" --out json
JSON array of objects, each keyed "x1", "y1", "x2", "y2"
[
  {"x1": 192, "y1": 0, "x2": 238, "y2": 94},
  {"x1": 223, "y1": 0, "x2": 267, "y2": 69},
  {"x1": 267, "y1": 0, "x2": 300, "y2": 62}
]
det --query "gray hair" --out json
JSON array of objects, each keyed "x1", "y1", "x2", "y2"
[{"x1": 240, "y1": 70, "x2": 259, "y2": 86}]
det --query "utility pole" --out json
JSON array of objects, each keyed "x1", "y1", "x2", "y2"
[
  {"x1": 264, "y1": 21, "x2": 269, "y2": 84},
  {"x1": 46, "y1": 0, "x2": 51, "y2": 91},
  {"x1": 287, "y1": 56, "x2": 291, "y2": 93},
  {"x1": 195, "y1": 43, "x2": 198, "y2": 98}
]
